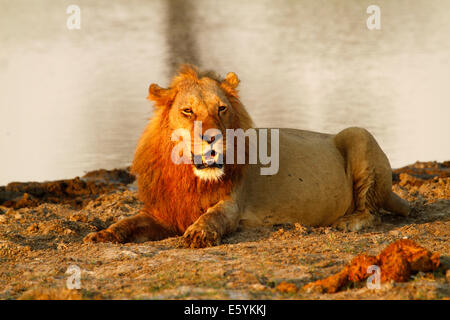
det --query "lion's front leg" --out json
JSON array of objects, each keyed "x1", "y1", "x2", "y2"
[
  {"x1": 183, "y1": 200, "x2": 240, "y2": 248},
  {"x1": 83, "y1": 210, "x2": 175, "y2": 244}
]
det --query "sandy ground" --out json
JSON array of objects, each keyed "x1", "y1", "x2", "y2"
[{"x1": 0, "y1": 161, "x2": 448, "y2": 300}]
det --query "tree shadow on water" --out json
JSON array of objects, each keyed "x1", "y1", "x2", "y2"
[{"x1": 166, "y1": 0, "x2": 200, "y2": 74}]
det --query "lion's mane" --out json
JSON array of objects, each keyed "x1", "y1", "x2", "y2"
[{"x1": 131, "y1": 66, "x2": 253, "y2": 234}]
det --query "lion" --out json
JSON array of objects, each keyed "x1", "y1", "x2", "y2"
[{"x1": 83, "y1": 65, "x2": 410, "y2": 248}]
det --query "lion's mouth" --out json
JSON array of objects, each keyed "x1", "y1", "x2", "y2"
[
  {"x1": 191, "y1": 151, "x2": 224, "y2": 170},
  {"x1": 194, "y1": 162, "x2": 224, "y2": 170}
]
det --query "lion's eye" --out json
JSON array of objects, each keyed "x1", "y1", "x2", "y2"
[
  {"x1": 182, "y1": 108, "x2": 193, "y2": 115},
  {"x1": 218, "y1": 105, "x2": 227, "y2": 113}
]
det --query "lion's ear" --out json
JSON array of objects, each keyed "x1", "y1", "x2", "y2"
[
  {"x1": 147, "y1": 84, "x2": 177, "y2": 107},
  {"x1": 220, "y1": 72, "x2": 240, "y2": 98},
  {"x1": 223, "y1": 72, "x2": 240, "y2": 89}
]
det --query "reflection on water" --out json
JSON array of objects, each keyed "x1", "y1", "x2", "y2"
[{"x1": 0, "y1": 0, "x2": 449, "y2": 185}]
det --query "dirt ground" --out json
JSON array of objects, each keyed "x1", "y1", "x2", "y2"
[{"x1": 0, "y1": 161, "x2": 448, "y2": 300}]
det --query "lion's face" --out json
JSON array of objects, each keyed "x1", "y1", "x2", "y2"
[
  {"x1": 147, "y1": 66, "x2": 247, "y2": 182},
  {"x1": 169, "y1": 78, "x2": 231, "y2": 181}
]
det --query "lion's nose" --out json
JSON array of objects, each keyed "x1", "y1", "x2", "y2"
[{"x1": 204, "y1": 135, "x2": 216, "y2": 144}]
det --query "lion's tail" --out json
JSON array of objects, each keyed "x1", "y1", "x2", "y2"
[{"x1": 382, "y1": 192, "x2": 410, "y2": 217}]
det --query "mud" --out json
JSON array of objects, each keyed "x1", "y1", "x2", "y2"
[
  {"x1": 302, "y1": 239, "x2": 442, "y2": 293},
  {"x1": 0, "y1": 162, "x2": 448, "y2": 300},
  {"x1": 0, "y1": 168, "x2": 134, "y2": 210}
]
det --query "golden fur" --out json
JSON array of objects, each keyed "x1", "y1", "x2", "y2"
[
  {"x1": 84, "y1": 65, "x2": 410, "y2": 247},
  {"x1": 131, "y1": 66, "x2": 252, "y2": 234}
]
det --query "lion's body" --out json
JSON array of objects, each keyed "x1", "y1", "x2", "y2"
[
  {"x1": 83, "y1": 66, "x2": 410, "y2": 247},
  {"x1": 237, "y1": 127, "x2": 409, "y2": 230},
  {"x1": 238, "y1": 128, "x2": 353, "y2": 228}
]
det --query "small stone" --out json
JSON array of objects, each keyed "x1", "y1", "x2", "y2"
[
  {"x1": 276, "y1": 281, "x2": 298, "y2": 293},
  {"x1": 250, "y1": 283, "x2": 266, "y2": 291},
  {"x1": 14, "y1": 213, "x2": 23, "y2": 220},
  {"x1": 225, "y1": 282, "x2": 238, "y2": 289},
  {"x1": 69, "y1": 214, "x2": 87, "y2": 223},
  {"x1": 27, "y1": 223, "x2": 39, "y2": 232},
  {"x1": 120, "y1": 250, "x2": 138, "y2": 258},
  {"x1": 389, "y1": 230, "x2": 400, "y2": 236},
  {"x1": 226, "y1": 290, "x2": 249, "y2": 299},
  {"x1": 294, "y1": 223, "x2": 310, "y2": 235},
  {"x1": 64, "y1": 229, "x2": 75, "y2": 235}
]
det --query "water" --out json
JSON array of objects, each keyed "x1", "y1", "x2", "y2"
[{"x1": 1, "y1": 0, "x2": 449, "y2": 185}]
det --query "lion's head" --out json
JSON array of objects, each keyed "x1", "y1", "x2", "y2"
[
  {"x1": 145, "y1": 65, "x2": 253, "y2": 182},
  {"x1": 131, "y1": 65, "x2": 254, "y2": 233}
]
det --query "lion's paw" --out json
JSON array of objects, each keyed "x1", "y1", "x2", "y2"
[
  {"x1": 83, "y1": 229, "x2": 120, "y2": 244},
  {"x1": 332, "y1": 211, "x2": 379, "y2": 232},
  {"x1": 183, "y1": 224, "x2": 220, "y2": 248}
]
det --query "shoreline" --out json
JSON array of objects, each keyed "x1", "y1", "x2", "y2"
[
  {"x1": 1, "y1": 160, "x2": 449, "y2": 211},
  {"x1": 0, "y1": 160, "x2": 448, "y2": 299}
]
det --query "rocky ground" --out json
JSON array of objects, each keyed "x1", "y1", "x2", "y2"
[{"x1": 0, "y1": 161, "x2": 448, "y2": 300}]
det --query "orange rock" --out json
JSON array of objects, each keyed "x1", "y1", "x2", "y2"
[
  {"x1": 378, "y1": 250, "x2": 411, "y2": 282},
  {"x1": 303, "y1": 267, "x2": 349, "y2": 294},
  {"x1": 347, "y1": 254, "x2": 378, "y2": 282},
  {"x1": 377, "y1": 239, "x2": 440, "y2": 280},
  {"x1": 302, "y1": 239, "x2": 441, "y2": 294},
  {"x1": 276, "y1": 281, "x2": 298, "y2": 294}
]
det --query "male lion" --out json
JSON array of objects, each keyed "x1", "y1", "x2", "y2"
[{"x1": 84, "y1": 65, "x2": 410, "y2": 248}]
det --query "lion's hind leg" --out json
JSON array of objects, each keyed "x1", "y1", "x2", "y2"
[
  {"x1": 333, "y1": 127, "x2": 390, "y2": 231},
  {"x1": 331, "y1": 160, "x2": 380, "y2": 231}
]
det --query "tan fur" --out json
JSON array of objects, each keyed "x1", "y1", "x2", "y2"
[{"x1": 84, "y1": 65, "x2": 410, "y2": 247}]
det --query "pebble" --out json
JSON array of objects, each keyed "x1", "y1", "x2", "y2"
[
  {"x1": 225, "y1": 282, "x2": 239, "y2": 289},
  {"x1": 120, "y1": 250, "x2": 138, "y2": 258},
  {"x1": 26, "y1": 224, "x2": 39, "y2": 232},
  {"x1": 250, "y1": 283, "x2": 266, "y2": 291},
  {"x1": 64, "y1": 229, "x2": 75, "y2": 235},
  {"x1": 275, "y1": 281, "x2": 298, "y2": 293},
  {"x1": 226, "y1": 290, "x2": 249, "y2": 299}
]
